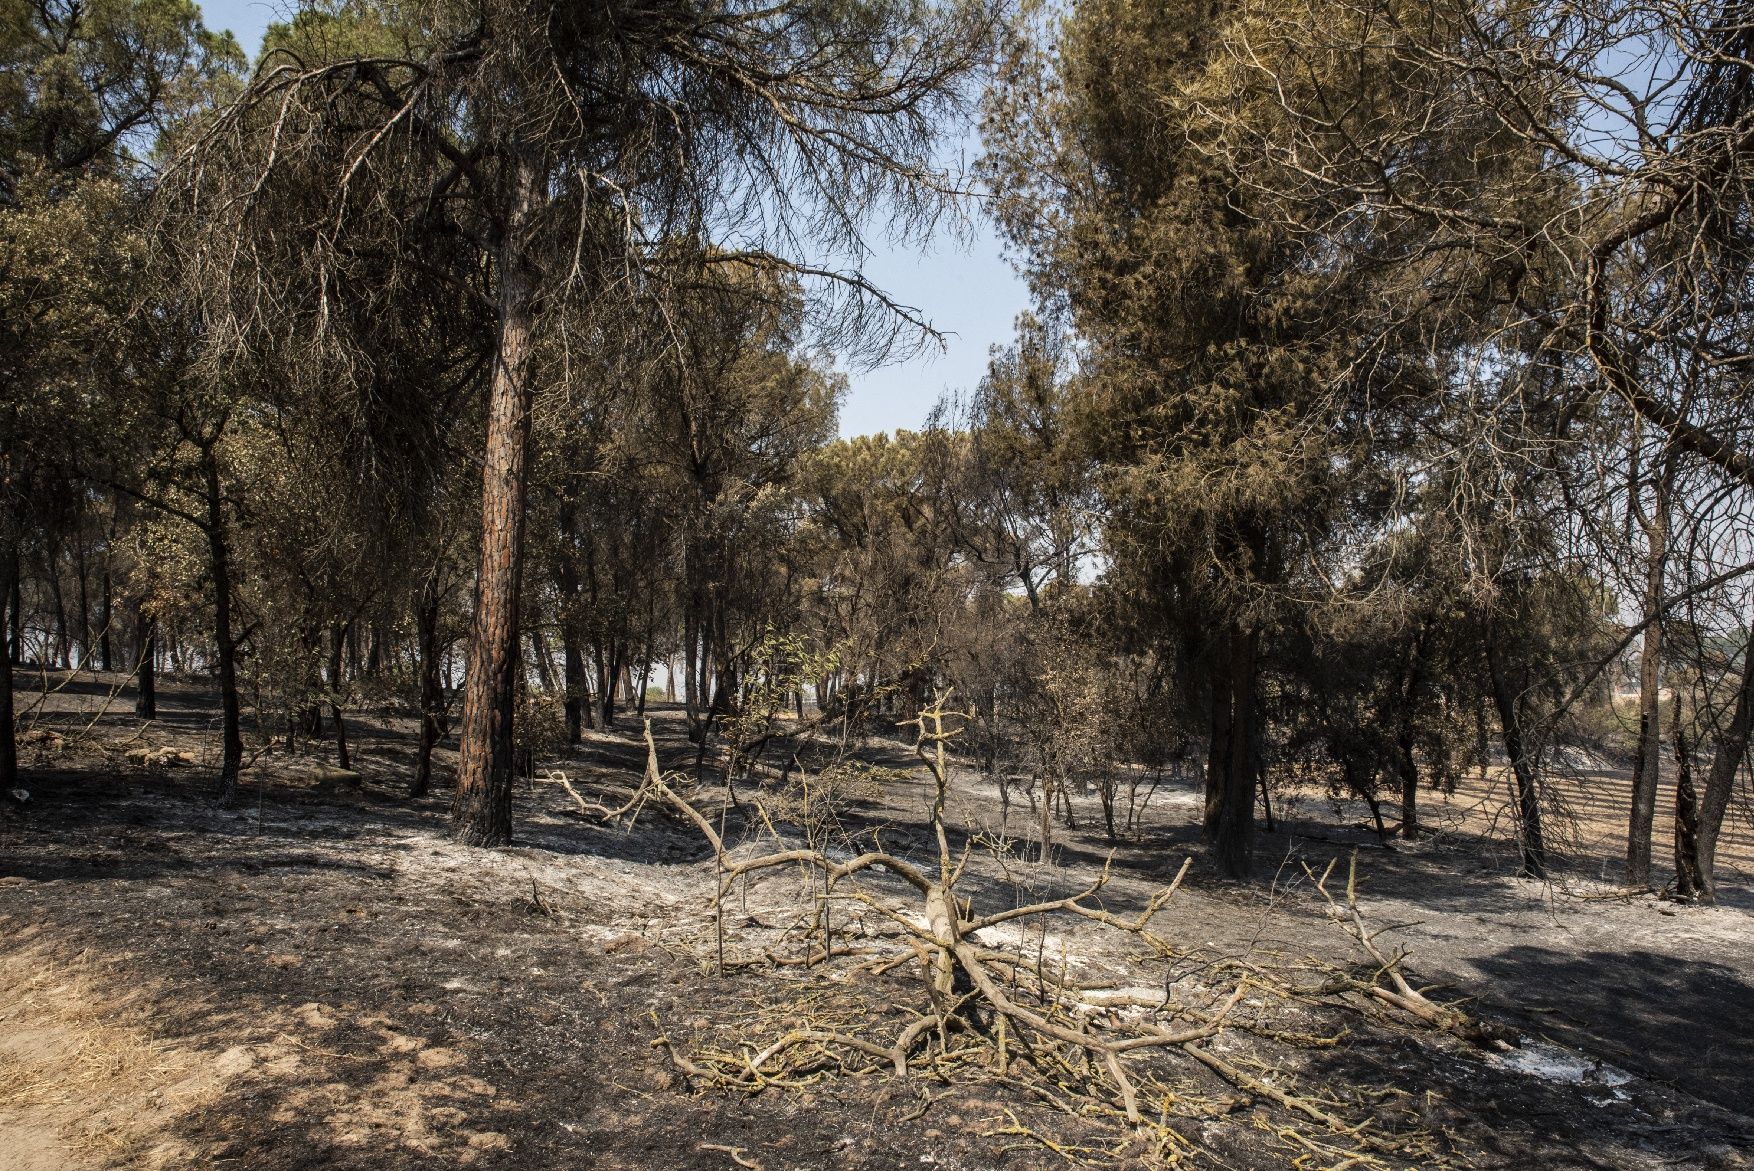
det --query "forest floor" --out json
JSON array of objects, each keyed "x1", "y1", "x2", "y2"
[{"x1": 2, "y1": 670, "x2": 1753, "y2": 1170}]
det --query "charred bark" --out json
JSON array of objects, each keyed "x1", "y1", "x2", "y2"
[
  {"x1": 1626, "y1": 463, "x2": 1670, "y2": 888},
  {"x1": 1211, "y1": 625, "x2": 1259, "y2": 878},
  {"x1": 328, "y1": 622, "x2": 351, "y2": 773},
  {"x1": 452, "y1": 153, "x2": 541, "y2": 848},
  {"x1": 201, "y1": 436, "x2": 243, "y2": 806},
  {"x1": 98, "y1": 569, "x2": 113, "y2": 672},
  {"x1": 1486, "y1": 638, "x2": 1546, "y2": 879},
  {"x1": 0, "y1": 506, "x2": 16, "y2": 795},
  {"x1": 1687, "y1": 641, "x2": 1754, "y2": 904},
  {"x1": 412, "y1": 586, "x2": 443, "y2": 798},
  {"x1": 1673, "y1": 720, "x2": 1702, "y2": 899},
  {"x1": 133, "y1": 598, "x2": 156, "y2": 720}
]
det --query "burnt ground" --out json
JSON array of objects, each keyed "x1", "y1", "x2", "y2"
[{"x1": 2, "y1": 671, "x2": 1753, "y2": 1170}]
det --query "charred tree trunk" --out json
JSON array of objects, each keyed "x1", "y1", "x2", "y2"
[
  {"x1": 97, "y1": 569, "x2": 113, "y2": 672},
  {"x1": 1686, "y1": 638, "x2": 1754, "y2": 904},
  {"x1": 1393, "y1": 624, "x2": 1429, "y2": 839},
  {"x1": 683, "y1": 611, "x2": 700, "y2": 728},
  {"x1": 1674, "y1": 719, "x2": 1702, "y2": 899},
  {"x1": 297, "y1": 625, "x2": 326, "y2": 742},
  {"x1": 599, "y1": 641, "x2": 623, "y2": 729},
  {"x1": 1395, "y1": 734, "x2": 1419, "y2": 840},
  {"x1": 74, "y1": 523, "x2": 90, "y2": 669},
  {"x1": 1487, "y1": 638, "x2": 1546, "y2": 879},
  {"x1": 201, "y1": 437, "x2": 243, "y2": 806},
  {"x1": 530, "y1": 627, "x2": 556, "y2": 692},
  {"x1": 0, "y1": 499, "x2": 17, "y2": 796},
  {"x1": 1202, "y1": 671, "x2": 1231, "y2": 841},
  {"x1": 452, "y1": 153, "x2": 540, "y2": 848},
  {"x1": 133, "y1": 598, "x2": 156, "y2": 720},
  {"x1": 8, "y1": 570, "x2": 20, "y2": 665},
  {"x1": 328, "y1": 622, "x2": 351, "y2": 773},
  {"x1": 1627, "y1": 464, "x2": 1670, "y2": 888},
  {"x1": 1211, "y1": 625, "x2": 1259, "y2": 878},
  {"x1": 411, "y1": 586, "x2": 443, "y2": 798},
  {"x1": 46, "y1": 537, "x2": 69, "y2": 669},
  {"x1": 554, "y1": 496, "x2": 589, "y2": 744},
  {"x1": 561, "y1": 633, "x2": 586, "y2": 743}
]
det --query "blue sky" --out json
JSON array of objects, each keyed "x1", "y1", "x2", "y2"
[{"x1": 196, "y1": 0, "x2": 1032, "y2": 439}]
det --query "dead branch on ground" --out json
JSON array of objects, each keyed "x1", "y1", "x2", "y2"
[{"x1": 1306, "y1": 853, "x2": 1514, "y2": 1050}]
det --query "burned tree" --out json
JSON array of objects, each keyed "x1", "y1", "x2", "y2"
[{"x1": 165, "y1": 0, "x2": 996, "y2": 845}]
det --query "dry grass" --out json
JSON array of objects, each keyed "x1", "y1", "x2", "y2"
[{"x1": 0, "y1": 938, "x2": 231, "y2": 1166}]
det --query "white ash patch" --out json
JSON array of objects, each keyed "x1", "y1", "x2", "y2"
[{"x1": 1488, "y1": 1039, "x2": 1634, "y2": 1088}]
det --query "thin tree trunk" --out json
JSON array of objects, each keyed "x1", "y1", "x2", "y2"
[
  {"x1": 133, "y1": 598, "x2": 156, "y2": 719},
  {"x1": 46, "y1": 537, "x2": 69, "y2": 669},
  {"x1": 1396, "y1": 734, "x2": 1420, "y2": 839},
  {"x1": 1202, "y1": 671, "x2": 1231, "y2": 841},
  {"x1": 8, "y1": 569, "x2": 20, "y2": 665},
  {"x1": 1674, "y1": 718, "x2": 1701, "y2": 899},
  {"x1": 328, "y1": 622, "x2": 351, "y2": 772},
  {"x1": 98, "y1": 569, "x2": 112, "y2": 672},
  {"x1": 1212, "y1": 625, "x2": 1258, "y2": 878},
  {"x1": 683, "y1": 611, "x2": 700, "y2": 730},
  {"x1": 74, "y1": 522, "x2": 89, "y2": 669},
  {"x1": 600, "y1": 642, "x2": 622, "y2": 728},
  {"x1": 412, "y1": 586, "x2": 442, "y2": 798},
  {"x1": 0, "y1": 409, "x2": 17, "y2": 790},
  {"x1": 530, "y1": 628, "x2": 557, "y2": 692},
  {"x1": 202, "y1": 438, "x2": 243, "y2": 806},
  {"x1": 561, "y1": 632, "x2": 586, "y2": 744},
  {"x1": 298, "y1": 625, "x2": 326, "y2": 741},
  {"x1": 555, "y1": 496, "x2": 589, "y2": 743},
  {"x1": 1397, "y1": 628, "x2": 1428, "y2": 839},
  {"x1": 1627, "y1": 465, "x2": 1670, "y2": 888},
  {"x1": 1487, "y1": 638, "x2": 1546, "y2": 879},
  {"x1": 452, "y1": 153, "x2": 540, "y2": 847},
  {"x1": 1689, "y1": 635, "x2": 1754, "y2": 904},
  {"x1": 1257, "y1": 762, "x2": 1274, "y2": 834},
  {"x1": 0, "y1": 508, "x2": 17, "y2": 795}
]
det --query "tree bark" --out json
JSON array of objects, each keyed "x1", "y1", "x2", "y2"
[
  {"x1": 97, "y1": 569, "x2": 113, "y2": 672},
  {"x1": 561, "y1": 632, "x2": 588, "y2": 740},
  {"x1": 1211, "y1": 624, "x2": 1258, "y2": 878},
  {"x1": 328, "y1": 622, "x2": 351, "y2": 772},
  {"x1": 133, "y1": 597, "x2": 156, "y2": 719},
  {"x1": 452, "y1": 152, "x2": 541, "y2": 847},
  {"x1": 1396, "y1": 732, "x2": 1419, "y2": 840},
  {"x1": 683, "y1": 611, "x2": 700, "y2": 727},
  {"x1": 46, "y1": 536, "x2": 69, "y2": 669},
  {"x1": 1673, "y1": 718, "x2": 1702, "y2": 899},
  {"x1": 74, "y1": 523, "x2": 89, "y2": 669},
  {"x1": 600, "y1": 641, "x2": 622, "y2": 728},
  {"x1": 530, "y1": 628, "x2": 556, "y2": 692},
  {"x1": 8, "y1": 570, "x2": 20, "y2": 665},
  {"x1": 1487, "y1": 638, "x2": 1547, "y2": 878},
  {"x1": 0, "y1": 511, "x2": 17, "y2": 796},
  {"x1": 1202, "y1": 663, "x2": 1232, "y2": 841},
  {"x1": 1687, "y1": 636, "x2": 1754, "y2": 904},
  {"x1": 412, "y1": 586, "x2": 442, "y2": 798},
  {"x1": 1626, "y1": 464, "x2": 1670, "y2": 888},
  {"x1": 555, "y1": 498, "x2": 587, "y2": 745},
  {"x1": 202, "y1": 438, "x2": 243, "y2": 806}
]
